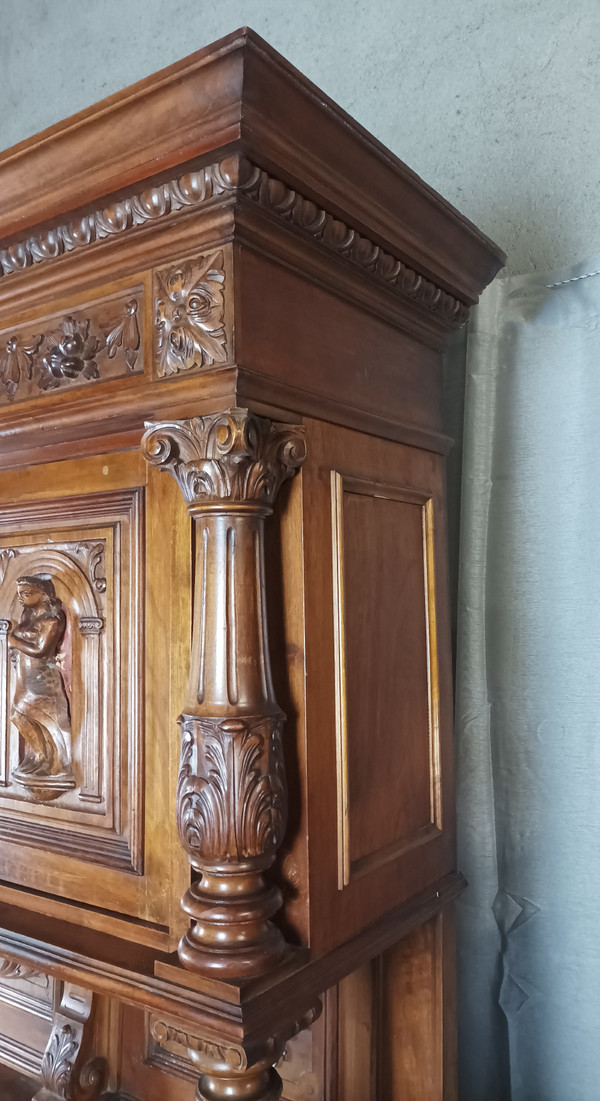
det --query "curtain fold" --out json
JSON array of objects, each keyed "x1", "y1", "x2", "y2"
[{"x1": 455, "y1": 260, "x2": 600, "y2": 1101}]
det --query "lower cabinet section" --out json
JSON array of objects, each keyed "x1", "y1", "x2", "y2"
[{"x1": 0, "y1": 912, "x2": 455, "y2": 1101}]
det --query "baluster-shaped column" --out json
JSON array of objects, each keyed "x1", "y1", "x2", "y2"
[{"x1": 142, "y1": 409, "x2": 305, "y2": 979}]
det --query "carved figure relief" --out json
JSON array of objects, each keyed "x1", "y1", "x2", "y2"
[
  {"x1": 0, "y1": 488, "x2": 143, "y2": 873},
  {"x1": 9, "y1": 575, "x2": 75, "y2": 802},
  {"x1": 0, "y1": 289, "x2": 142, "y2": 404},
  {"x1": 155, "y1": 251, "x2": 228, "y2": 375}
]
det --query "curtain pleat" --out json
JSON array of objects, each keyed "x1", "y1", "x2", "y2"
[{"x1": 455, "y1": 261, "x2": 600, "y2": 1101}]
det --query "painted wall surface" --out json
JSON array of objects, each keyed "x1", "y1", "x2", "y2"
[{"x1": 1, "y1": 0, "x2": 599, "y2": 275}]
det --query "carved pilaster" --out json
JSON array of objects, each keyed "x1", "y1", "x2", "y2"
[
  {"x1": 33, "y1": 982, "x2": 106, "y2": 1101},
  {"x1": 141, "y1": 409, "x2": 306, "y2": 979},
  {"x1": 0, "y1": 618, "x2": 10, "y2": 786},
  {"x1": 78, "y1": 616, "x2": 104, "y2": 802}
]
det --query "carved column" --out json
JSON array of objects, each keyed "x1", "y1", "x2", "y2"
[
  {"x1": 142, "y1": 409, "x2": 306, "y2": 979},
  {"x1": 150, "y1": 1006, "x2": 319, "y2": 1101}
]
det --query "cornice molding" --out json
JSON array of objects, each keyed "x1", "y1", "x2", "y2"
[
  {"x1": 0, "y1": 155, "x2": 469, "y2": 326},
  {"x1": 0, "y1": 161, "x2": 236, "y2": 278}
]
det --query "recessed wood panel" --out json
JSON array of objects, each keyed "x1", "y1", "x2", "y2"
[
  {"x1": 331, "y1": 473, "x2": 441, "y2": 888},
  {"x1": 0, "y1": 958, "x2": 54, "y2": 1079},
  {"x1": 298, "y1": 417, "x2": 454, "y2": 952}
]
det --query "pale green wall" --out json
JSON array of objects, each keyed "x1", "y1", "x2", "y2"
[{"x1": 2, "y1": 0, "x2": 600, "y2": 275}]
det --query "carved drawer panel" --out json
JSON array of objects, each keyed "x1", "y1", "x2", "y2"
[{"x1": 0, "y1": 282, "x2": 144, "y2": 405}]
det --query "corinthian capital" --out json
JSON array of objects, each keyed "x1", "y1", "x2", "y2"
[{"x1": 141, "y1": 408, "x2": 306, "y2": 508}]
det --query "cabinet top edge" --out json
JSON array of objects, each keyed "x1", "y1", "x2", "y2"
[{"x1": 0, "y1": 27, "x2": 505, "y2": 302}]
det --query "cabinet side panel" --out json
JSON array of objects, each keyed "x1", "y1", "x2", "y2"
[{"x1": 303, "y1": 418, "x2": 455, "y2": 950}]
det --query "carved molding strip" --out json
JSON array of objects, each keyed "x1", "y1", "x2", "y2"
[
  {"x1": 150, "y1": 1017, "x2": 246, "y2": 1072},
  {"x1": 0, "y1": 156, "x2": 468, "y2": 326},
  {"x1": 149, "y1": 1004, "x2": 320, "y2": 1077},
  {"x1": 0, "y1": 958, "x2": 48, "y2": 985},
  {"x1": 0, "y1": 163, "x2": 234, "y2": 278},
  {"x1": 236, "y1": 160, "x2": 469, "y2": 326}
]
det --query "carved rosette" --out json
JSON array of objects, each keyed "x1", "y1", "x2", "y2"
[{"x1": 142, "y1": 409, "x2": 305, "y2": 979}]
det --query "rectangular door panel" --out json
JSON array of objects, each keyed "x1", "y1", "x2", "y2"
[{"x1": 0, "y1": 451, "x2": 190, "y2": 947}]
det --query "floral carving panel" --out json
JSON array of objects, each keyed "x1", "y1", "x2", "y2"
[
  {"x1": 0, "y1": 286, "x2": 143, "y2": 404},
  {"x1": 154, "y1": 250, "x2": 229, "y2": 376}
]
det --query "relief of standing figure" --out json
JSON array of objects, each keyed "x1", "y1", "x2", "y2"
[{"x1": 9, "y1": 574, "x2": 75, "y2": 799}]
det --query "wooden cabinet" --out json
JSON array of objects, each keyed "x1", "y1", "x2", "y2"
[{"x1": 0, "y1": 28, "x2": 503, "y2": 1101}]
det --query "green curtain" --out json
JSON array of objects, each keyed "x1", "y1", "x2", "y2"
[{"x1": 454, "y1": 259, "x2": 600, "y2": 1100}]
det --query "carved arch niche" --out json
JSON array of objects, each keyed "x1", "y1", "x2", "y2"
[
  {"x1": 0, "y1": 544, "x2": 105, "y2": 805},
  {"x1": 0, "y1": 489, "x2": 143, "y2": 874}
]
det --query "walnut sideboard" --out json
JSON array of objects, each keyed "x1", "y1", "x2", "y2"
[{"x1": 0, "y1": 28, "x2": 503, "y2": 1101}]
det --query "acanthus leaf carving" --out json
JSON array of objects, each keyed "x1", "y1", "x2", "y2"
[
  {"x1": 141, "y1": 408, "x2": 306, "y2": 508},
  {"x1": 0, "y1": 335, "x2": 42, "y2": 398},
  {"x1": 0, "y1": 957, "x2": 49, "y2": 986},
  {"x1": 142, "y1": 408, "x2": 305, "y2": 979},
  {"x1": 35, "y1": 982, "x2": 104, "y2": 1101},
  {"x1": 74, "y1": 540, "x2": 107, "y2": 595},
  {"x1": 155, "y1": 252, "x2": 227, "y2": 376},
  {"x1": 0, "y1": 547, "x2": 16, "y2": 585},
  {"x1": 40, "y1": 1024, "x2": 79, "y2": 1097},
  {"x1": 177, "y1": 715, "x2": 286, "y2": 866}
]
